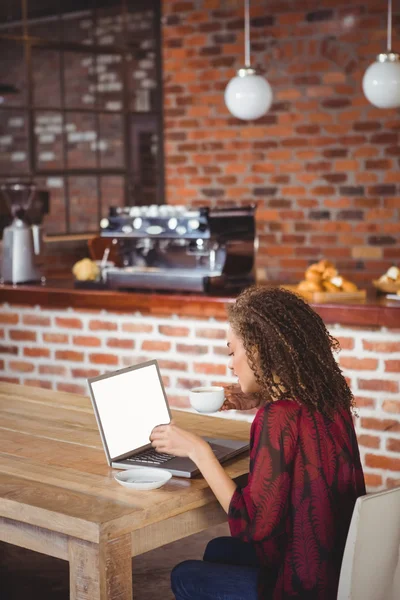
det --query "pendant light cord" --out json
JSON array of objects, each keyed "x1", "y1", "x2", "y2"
[
  {"x1": 387, "y1": 0, "x2": 392, "y2": 53},
  {"x1": 244, "y1": 0, "x2": 251, "y2": 68}
]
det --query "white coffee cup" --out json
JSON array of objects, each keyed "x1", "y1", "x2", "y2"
[{"x1": 189, "y1": 386, "x2": 225, "y2": 413}]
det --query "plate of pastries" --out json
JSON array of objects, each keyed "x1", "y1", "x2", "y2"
[
  {"x1": 289, "y1": 259, "x2": 366, "y2": 303},
  {"x1": 373, "y1": 266, "x2": 400, "y2": 295}
]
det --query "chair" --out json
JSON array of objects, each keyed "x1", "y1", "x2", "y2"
[{"x1": 337, "y1": 486, "x2": 400, "y2": 600}]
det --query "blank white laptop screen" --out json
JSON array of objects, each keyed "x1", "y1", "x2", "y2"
[{"x1": 90, "y1": 363, "x2": 171, "y2": 460}]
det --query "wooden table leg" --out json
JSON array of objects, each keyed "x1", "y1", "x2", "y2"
[{"x1": 69, "y1": 533, "x2": 133, "y2": 600}]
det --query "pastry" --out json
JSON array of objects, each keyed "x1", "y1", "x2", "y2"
[
  {"x1": 297, "y1": 260, "x2": 358, "y2": 294},
  {"x1": 386, "y1": 266, "x2": 400, "y2": 282},
  {"x1": 323, "y1": 280, "x2": 341, "y2": 293},
  {"x1": 298, "y1": 280, "x2": 324, "y2": 293},
  {"x1": 305, "y1": 266, "x2": 322, "y2": 283},
  {"x1": 341, "y1": 279, "x2": 358, "y2": 292},
  {"x1": 322, "y1": 267, "x2": 338, "y2": 280},
  {"x1": 315, "y1": 259, "x2": 334, "y2": 273},
  {"x1": 72, "y1": 258, "x2": 99, "y2": 281}
]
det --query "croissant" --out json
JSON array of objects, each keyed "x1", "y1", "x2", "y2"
[{"x1": 72, "y1": 258, "x2": 100, "y2": 281}]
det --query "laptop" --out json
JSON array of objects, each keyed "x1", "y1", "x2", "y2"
[{"x1": 87, "y1": 359, "x2": 249, "y2": 478}]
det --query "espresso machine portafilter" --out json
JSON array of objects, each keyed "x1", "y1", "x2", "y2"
[{"x1": 0, "y1": 183, "x2": 48, "y2": 284}]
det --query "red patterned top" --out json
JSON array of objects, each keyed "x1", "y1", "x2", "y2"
[{"x1": 228, "y1": 399, "x2": 365, "y2": 599}]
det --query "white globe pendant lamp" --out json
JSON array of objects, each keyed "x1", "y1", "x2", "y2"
[
  {"x1": 224, "y1": 0, "x2": 273, "y2": 120},
  {"x1": 362, "y1": 0, "x2": 400, "y2": 109}
]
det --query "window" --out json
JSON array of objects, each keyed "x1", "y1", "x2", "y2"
[{"x1": 0, "y1": 0, "x2": 163, "y2": 235}]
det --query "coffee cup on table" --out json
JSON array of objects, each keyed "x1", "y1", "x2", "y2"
[{"x1": 189, "y1": 386, "x2": 225, "y2": 413}]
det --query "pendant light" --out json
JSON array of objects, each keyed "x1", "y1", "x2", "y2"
[
  {"x1": 362, "y1": 0, "x2": 400, "y2": 109},
  {"x1": 224, "y1": 0, "x2": 273, "y2": 120}
]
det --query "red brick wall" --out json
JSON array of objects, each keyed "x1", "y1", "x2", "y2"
[
  {"x1": 162, "y1": 0, "x2": 400, "y2": 286},
  {"x1": 1, "y1": 304, "x2": 399, "y2": 491}
]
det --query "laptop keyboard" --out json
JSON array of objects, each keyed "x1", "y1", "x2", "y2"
[
  {"x1": 126, "y1": 447, "x2": 174, "y2": 465},
  {"x1": 125, "y1": 443, "x2": 224, "y2": 465}
]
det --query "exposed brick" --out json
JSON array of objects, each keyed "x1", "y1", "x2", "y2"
[
  {"x1": 195, "y1": 328, "x2": 226, "y2": 340},
  {"x1": 9, "y1": 361, "x2": 35, "y2": 373},
  {"x1": 176, "y1": 343, "x2": 208, "y2": 355},
  {"x1": 382, "y1": 400, "x2": 400, "y2": 414},
  {"x1": 71, "y1": 368, "x2": 100, "y2": 378},
  {"x1": 142, "y1": 340, "x2": 171, "y2": 352},
  {"x1": 335, "y1": 337, "x2": 354, "y2": 350},
  {"x1": 361, "y1": 418, "x2": 400, "y2": 433},
  {"x1": 368, "y1": 236, "x2": 397, "y2": 246},
  {"x1": 89, "y1": 320, "x2": 118, "y2": 331},
  {"x1": 387, "y1": 478, "x2": 400, "y2": 488},
  {"x1": 364, "y1": 473, "x2": 383, "y2": 487},
  {"x1": 122, "y1": 323, "x2": 153, "y2": 334},
  {"x1": 159, "y1": 325, "x2": 190, "y2": 337},
  {"x1": 365, "y1": 454, "x2": 400, "y2": 471},
  {"x1": 55, "y1": 317, "x2": 83, "y2": 329},
  {"x1": 55, "y1": 350, "x2": 84, "y2": 362},
  {"x1": 194, "y1": 362, "x2": 226, "y2": 376},
  {"x1": 89, "y1": 353, "x2": 118, "y2": 366},
  {"x1": 387, "y1": 438, "x2": 400, "y2": 453},
  {"x1": 354, "y1": 396, "x2": 376, "y2": 409},
  {"x1": 385, "y1": 360, "x2": 400, "y2": 373},
  {"x1": 0, "y1": 313, "x2": 19, "y2": 324},
  {"x1": 23, "y1": 348, "x2": 50, "y2": 358},
  {"x1": 0, "y1": 345, "x2": 18, "y2": 354},
  {"x1": 358, "y1": 434, "x2": 380, "y2": 449},
  {"x1": 167, "y1": 395, "x2": 190, "y2": 408},
  {"x1": 0, "y1": 376, "x2": 19, "y2": 383},
  {"x1": 57, "y1": 382, "x2": 87, "y2": 395},
  {"x1": 9, "y1": 330, "x2": 36, "y2": 342},
  {"x1": 43, "y1": 333, "x2": 69, "y2": 344},
  {"x1": 73, "y1": 336, "x2": 101, "y2": 347},
  {"x1": 22, "y1": 315, "x2": 51, "y2": 326},
  {"x1": 158, "y1": 359, "x2": 188, "y2": 371},
  {"x1": 177, "y1": 377, "x2": 202, "y2": 389},
  {"x1": 358, "y1": 379, "x2": 399, "y2": 393},
  {"x1": 306, "y1": 9, "x2": 333, "y2": 21},
  {"x1": 340, "y1": 357, "x2": 378, "y2": 371},
  {"x1": 39, "y1": 364, "x2": 67, "y2": 376},
  {"x1": 107, "y1": 338, "x2": 135, "y2": 350},
  {"x1": 24, "y1": 378, "x2": 53, "y2": 389}
]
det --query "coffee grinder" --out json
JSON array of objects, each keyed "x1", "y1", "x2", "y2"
[{"x1": 0, "y1": 183, "x2": 49, "y2": 284}]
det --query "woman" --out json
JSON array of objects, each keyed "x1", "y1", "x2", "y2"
[{"x1": 150, "y1": 287, "x2": 365, "y2": 599}]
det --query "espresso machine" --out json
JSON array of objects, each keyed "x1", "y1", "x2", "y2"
[
  {"x1": 0, "y1": 183, "x2": 49, "y2": 284},
  {"x1": 98, "y1": 205, "x2": 256, "y2": 294}
]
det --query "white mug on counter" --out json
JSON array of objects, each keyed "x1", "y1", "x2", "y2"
[{"x1": 189, "y1": 386, "x2": 225, "y2": 413}]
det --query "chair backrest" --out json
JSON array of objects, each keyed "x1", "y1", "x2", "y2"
[{"x1": 337, "y1": 486, "x2": 400, "y2": 600}]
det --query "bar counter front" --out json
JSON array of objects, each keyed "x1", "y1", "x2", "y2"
[{"x1": 1, "y1": 279, "x2": 399, "y2": 492}]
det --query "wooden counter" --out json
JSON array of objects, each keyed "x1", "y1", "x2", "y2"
[{"x1": 1, "y1": 278, "x2": 400, "y2": 328}]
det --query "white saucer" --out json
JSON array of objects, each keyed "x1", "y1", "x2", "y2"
[{"x1": 114, "y1": 468, "x2": 172, "y2": 490}]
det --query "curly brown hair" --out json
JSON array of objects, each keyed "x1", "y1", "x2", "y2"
[{"x1": 227, "y1": 286, "x2": 355, "y2": 418}]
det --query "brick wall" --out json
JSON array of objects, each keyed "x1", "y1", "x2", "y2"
[
  {"x1": 1, "y1": 303, "x2": 399, "y2": 491},
  {"x1": 162, "y1": 0, "x2": 400, "y2": 285}
]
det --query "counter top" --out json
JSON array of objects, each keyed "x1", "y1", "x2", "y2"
[{"x1": 1, "y1": 279, "x2": 400, "y2": 328}]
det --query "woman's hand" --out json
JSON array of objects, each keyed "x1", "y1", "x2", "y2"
[
  {"x1": 221, "y1": 384, "x2": 262, "y2": 411},
  {"x1": 150, "y1": 423, "x2": 211, "y2": 463}
]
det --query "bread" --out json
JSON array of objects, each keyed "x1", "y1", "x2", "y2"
[
  {"x1": 386, "y1": 266, "x2": 400, "y2": 282},
  {"x1": 341, "y1": 279, "x2": 358, "y2": 292},
  {"x1": 72, "y1": 258, "x2": 99, "y2": 281},
  {"x1": 322, "y1": 267, "x2": 338, "y2": 280},
  {"x1": 297, "y1": 260, "x2": 358, "y2": 294},
  {"x1": 305, "y1": 266, "x2": 322, "y2": 283},
  {"x1": 297, "y1": 280, "x2": 324, "y2": 293},
  {"x1": 323, "y1": 280, "x2": 340, "y2": 292},
  {"x1": 315, "y1": 259, "x2": 334, "y2": 273}
]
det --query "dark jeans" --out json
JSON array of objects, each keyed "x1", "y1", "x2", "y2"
[{"x1": 171, "y1": 536, "x2": 261, "y2": 600}]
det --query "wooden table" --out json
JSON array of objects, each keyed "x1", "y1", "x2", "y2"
[{"x1": 0, "y1": 383, "x2": 251, "y2": 599}]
